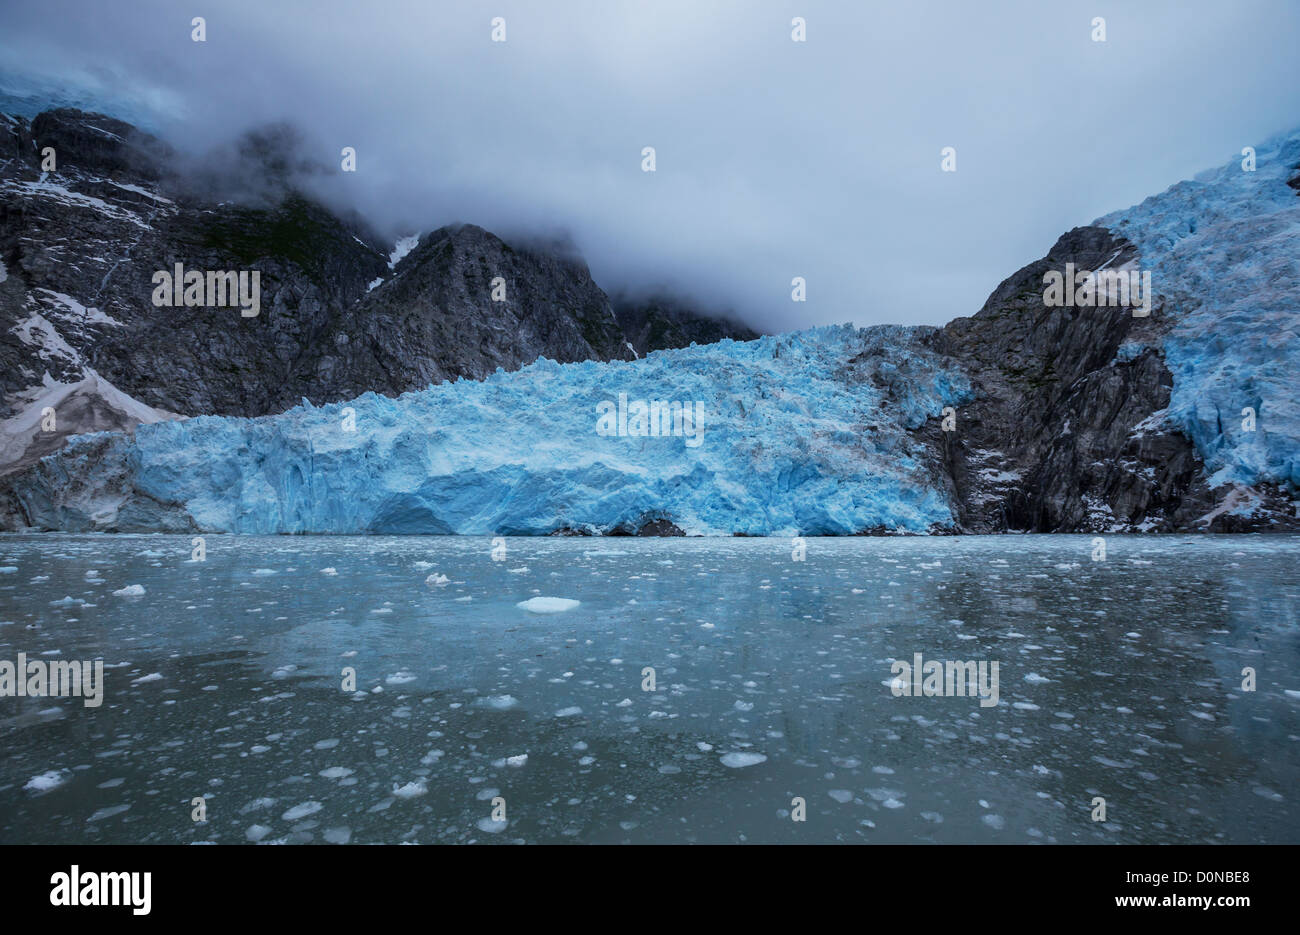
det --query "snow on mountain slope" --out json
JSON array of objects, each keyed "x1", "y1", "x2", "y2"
[
  {"x1": 2, "y1": 326, "x2": 970, "y2": 535},
  {"x1": 1096, "y1": 128, "x2": 1300, "y2": 490},
  {"x1": 0, "y1": 369, "x2": 182, "y2": 475}
]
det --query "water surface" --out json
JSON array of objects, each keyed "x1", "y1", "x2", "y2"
[{"x1": 1, "y1": 534, "x2": 1296, "y2": 844}]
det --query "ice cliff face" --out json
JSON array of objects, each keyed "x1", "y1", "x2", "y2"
[{"x1": 0, "y1": 326, "x2": 969, "y2": 535}]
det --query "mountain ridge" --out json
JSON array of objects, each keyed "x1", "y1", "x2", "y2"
[{"x1": 0, "y1": 107, "x2": 758, "y2": 473}]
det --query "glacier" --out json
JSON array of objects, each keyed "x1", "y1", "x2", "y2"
[
  {"x1": 1096, "y1": 127, "x2": 1300, "y2": 490},
  {"x1": 13, "y1": 325, "x2": 971, "y2": 535}
]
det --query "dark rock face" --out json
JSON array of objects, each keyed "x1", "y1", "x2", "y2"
[
  {"x1": 0, "y1": 110, "x2": 390, "y2": 424},
  {"x1": 613, "y1": 293, "x2": 760, "y2": 357},
  {"x1": 0, "y1": 108, "x2": 758, "y2": 472},
  {"x1": 919, "y1": 226, "x2": 1299, "y2": 533},
  {"x1": 29, "y1": 108, "x2": 174, "y2": 182},
  {"x1": 304, "y1": 223, "x2": 637, "y2": 402}
]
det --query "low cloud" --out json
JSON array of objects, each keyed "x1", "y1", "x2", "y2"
[{"x1": 2, "y1": 0, "x2": 1299, "y2": 332}]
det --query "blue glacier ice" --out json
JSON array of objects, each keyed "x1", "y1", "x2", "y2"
[
  {"x1": 1096, "y1": 127, "x2": 1300, "y2": 490},
  {"x1": 50, "y1": 325, "x2": 970, "y2": 535}
]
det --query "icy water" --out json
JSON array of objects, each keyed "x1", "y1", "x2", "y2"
[{"x1": 0, "y1": 534, "x2": 1297, "y2": 845}]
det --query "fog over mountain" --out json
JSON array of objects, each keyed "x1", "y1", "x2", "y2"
[{"x1": 1, "y1": 0, "x2": 1299, "y2": 332}]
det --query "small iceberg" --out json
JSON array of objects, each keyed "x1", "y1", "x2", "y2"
[
  {"x1": 517, "y1": 597, "x2": 580, "y2": 614},
  {"x1": 720, "y1": 752, "x2": 767, "y2": 768}
]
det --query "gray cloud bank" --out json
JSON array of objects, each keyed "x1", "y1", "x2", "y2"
[{"x1": 2, "y1": 0, "x2": 1299, "y2": 332}]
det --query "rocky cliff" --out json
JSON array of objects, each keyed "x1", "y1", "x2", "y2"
[{"x1": 0, "y1": 108, "x2": 753, "y2": 473}]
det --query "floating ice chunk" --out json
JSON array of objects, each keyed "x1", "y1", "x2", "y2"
[
  {"x1": 981, "y1": 814, "x2": 1006, "y2": 830},
  {"x1": 505, "y1": 754, "x2": 528, "y2": 767},
  {"x1": 245, "y1": 824, "x2": 272, "y2": 842},
  {"x1": 252, "y1": 568, "x2": 277, "y2": 576},
  {"x1": 517, "y1": 597, "x2": 580, "y2": 613},
  {"x1": 554, "y1": 706, "x2": 583, "y2": 717},
  {"x1": 130, "y1": 672, "x2": 163, "y2": 685},
  {"x1": 476, "y1": 817, "x2": 507, "y2": 834},
  {"x1": 321, "y1": 567, "x2": 338, "y2": 576},
  {"x1": 319, "y1": 767, "x2": 354, "y2": 779},
  {"x1": 0, "y1": 567, "x2": 16, "y2": 574},
  {"x1": 828, "y1": 789, "x2": 853, "y2": 803},
  {"x1": 392, "y1": 780, "x2": 427, "y2": 798},
  {"x1": 281, "y1": 801, "x2": 323, "y2": 821},
  {"x1": 87, "y1": 804, "x2": 130, "y2": 822},
  {"x1": 720, "y1": 752, "x2": 767, "y2": 768},
  {"x1": 24, "y1": 769, "x2": 69, "y2": 793},
  {"x1": 425, "y1": 573, "x2": 449, "y2": 587}
]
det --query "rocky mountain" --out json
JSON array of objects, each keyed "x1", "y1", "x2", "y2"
[
  {"x1": 918, "y1": 225, "x2": 1206, "y2": 532},
  {"x1": 0, "y1": 108, "x2": 755, "y2": 474},
  {"x1": 613, "y1": 292, "x2": 760, "y2": 357}
]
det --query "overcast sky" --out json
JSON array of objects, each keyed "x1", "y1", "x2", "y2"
[{"x1": 2, "y1": 0, "x2": 1299, "y2": 332}]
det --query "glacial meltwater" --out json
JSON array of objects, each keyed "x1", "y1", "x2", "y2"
[{"x1": 1, "y1": 534, "x2": 1297, "y2": 844}]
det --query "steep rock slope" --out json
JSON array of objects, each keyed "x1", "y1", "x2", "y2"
[
  {"x1": 0, "y1": 108, "x2": 755, "y2": 472},
  {"x1": 0, "y1": 109, "x2": 388, "y2": 432},
  {"x1": 300, "y1": 223, "x2": 636, "y2": 402},
  {"x1": 613, "y1": 292, "x2": 760, "y2": 357}
]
